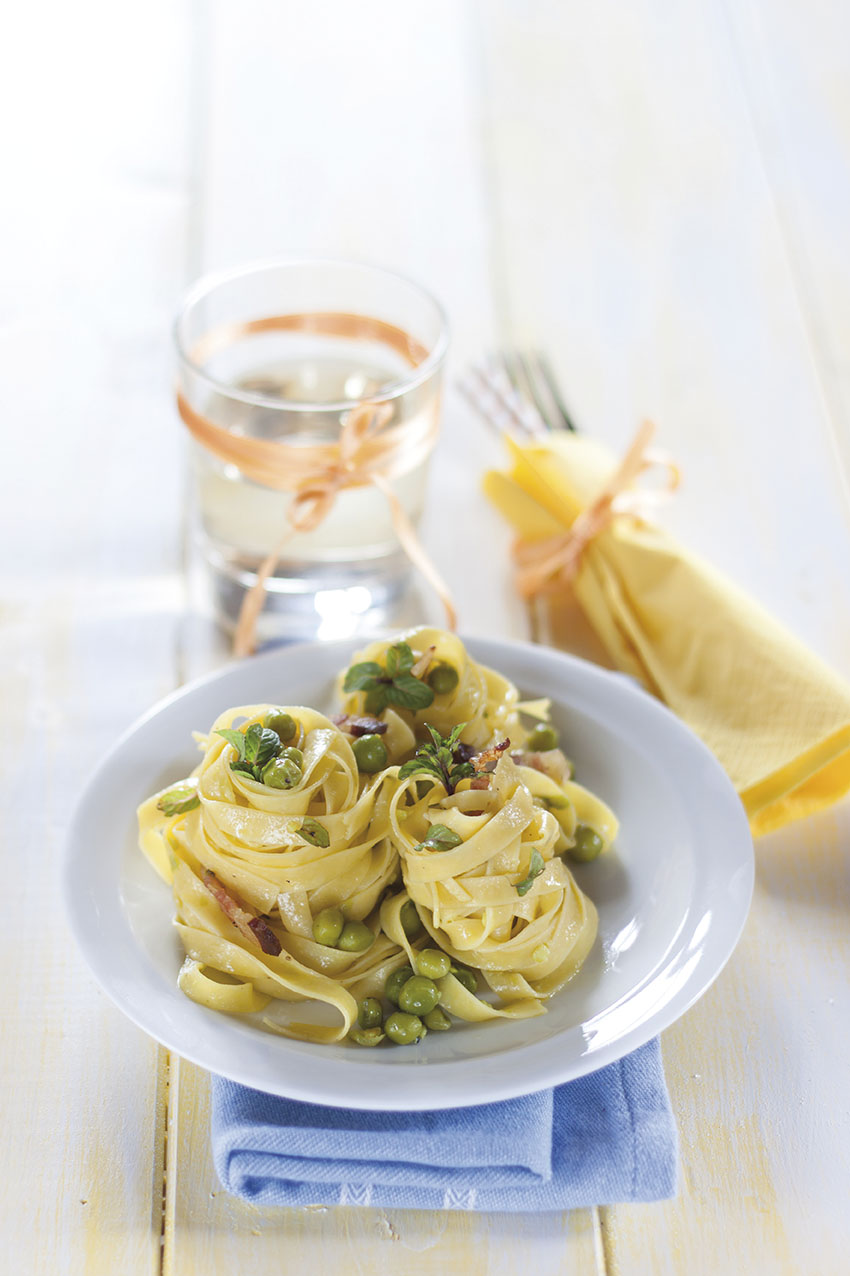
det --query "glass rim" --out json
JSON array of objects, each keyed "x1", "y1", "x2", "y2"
[{"x1": 173, "y1": 256, "x2": 450, "y2": 412}]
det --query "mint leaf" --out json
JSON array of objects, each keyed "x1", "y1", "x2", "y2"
[
  {"x1": 397, "y1": 722, "x2": 473, "y2": 794},
  {"x1": 398, "y1": 756, "x2": 439, "y2": 783},
  {"x1": 516, "y1": 850, "x2": 545, "y2": 896},
  {"x1": 343, "y1": 661, "x2": 383, "y2": 692},
  {"x1": 386, "y1": 672, "x2": 434, "y2": 711},
  {"x1": 244, "y1": 724, "x2": 281, "y2": 768},
  {"x1": 364, "y1": 683, "x2": 390, "y2": 714},
  {"x1": 230, "y1": 760, "x2": 257, "y2": 779},
  {"x1": 298, "y1": 818, "x2": 330, "y2": 848},
  {"x1": 157, "y1": 784, "x2": 200, "y2": 817},
  {"x1": 415, "y1": 824, "x2": 463, "y2": 852},
  {"x1": 216, "y1": 728, "x2": 248, "y2": 760},
  {"x1": 385, "y1": 642, "x2": 415, "y2": 676}
]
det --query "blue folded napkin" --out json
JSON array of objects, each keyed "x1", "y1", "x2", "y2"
[{"x1": 211, "y1": 1038, "x2": 677, "y2": 1212}]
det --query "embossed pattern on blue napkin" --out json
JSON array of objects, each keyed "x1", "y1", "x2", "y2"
[{"x1": 212, "y1": 1038, "x2": 677, "y2": 1211}]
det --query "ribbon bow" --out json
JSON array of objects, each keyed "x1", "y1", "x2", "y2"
[
  {"x1": 177, "y1": 392, "x2": 456, "y2": 656},
  {"x1": 513, "y1": 420, "x2": 680, "y2": 599}
]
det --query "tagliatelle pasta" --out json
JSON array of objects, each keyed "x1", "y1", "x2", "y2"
[
  {"x1": 384, "y1": 755, "x2": 598, "y2": 1017},
  {"x1": 338, "y1": 625, "x2": 525, "y2": 753},
  {"x1": 137, "y1": 628, "x2": 619, "y2": 1047}
]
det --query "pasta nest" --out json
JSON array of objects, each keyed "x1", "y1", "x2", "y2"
[
  {"x1": 387, "y1": 754, "x2": 598, "y2": 1008},
  {"x1": 339, "y1": 624, "x2": 522, "y2": 750},
  {"x1": 137, "y1": 705, "x2": 406, "y2": 1043}
]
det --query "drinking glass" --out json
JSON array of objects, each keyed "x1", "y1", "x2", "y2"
[{"x1": 175, "y1": 260, "x2": 448, "y2": 643}]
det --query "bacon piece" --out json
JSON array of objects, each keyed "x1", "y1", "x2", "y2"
[
  {"x1": 410, "y1": 645, "x2": 436, "y2": 679},
  {"x1": 471, "y1": 739, "x2": 511, "y2": 773},
  {"x1": 202, "y1": 870, "x2": 282, "y2": 956},
  {"x1": 470, "y1": 775, "x2": 491, "y2": 790},
  {"x1": 247, "y1": 916, "x2": 283, "y2": 955},
  {"x1": 331, "y1": 714, "x2": 388, "y2": 736}
]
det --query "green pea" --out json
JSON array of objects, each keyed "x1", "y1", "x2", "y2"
[
  {"x1": 385, "y1": 964, "x2": 415, "y2": 1004},
  {"x1": 264, "y1": 711, "x2": 297, "y2": 742},
  {"x1": 280, "y1": 746, "x2": 303, "y2": 766},
  {"x1": 526, "y1": 723, "x2": 559, "y2": 752},
  {"x1": 400, "y1": 898, "x2": 423, "y2": 939},
  {"x1": 384, "y1": 1011, "x2": 425, "y2": 1045},
  {"x1": 538, "y1": 793, "x2": 569, "y2": 811},
  {"x1": 423, "y1": 1006, "x2": 452, "y2": 1031},
  {"x1": 427, "y1": 664, "x2": 459, "y2": 696},
  {"x1": 337, "y1": 921, "x2": 374, "y2": 952},
  {"x1": 261, "y1": 757, "x2": 303, "y2": 789},
  {"x1": 450, "y1": 965, "x2": 478, "y2": 994},
  {"x1": 568, "y1": 824, "x2": 605, "y2": 863},
  {"x1": 349, "y1": 1027, "x2": 384, "y2": 1047},
  {"x1": 358, "y1": 997, "x2": 383, "y2": 1029},
  {"x1": 398, "y1": 975, "x2": 440, "y2": 1015},
  {"x1": 351, "y1": 733, "x2": 388, "y2": 774},
  {"x1": 312, "y1": 906, "x2": 345, "y2": 947},
  {"x1": 416, "y1": 948, "x2": 451, "y2": 980}
]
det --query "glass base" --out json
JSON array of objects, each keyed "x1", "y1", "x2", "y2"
[{"x1": 198, "y1": 542, "x2": 422, "y2": 646}]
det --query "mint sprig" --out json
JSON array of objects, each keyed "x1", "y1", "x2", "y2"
[
  {"x1": 216, "y1": 723, "x2": 282, "y2": 782},
  {"x1": 516, "y1": 850, "x2": 545, "y2": 896},
  {"x1": 342, "y1": 642, "x2": 434, "y2": 715},
  {"x1": 398, "y1": 724, "x2": 475, "y2": 795},
  {"x1": 414, "y1": 823, "x2": 463, "y2": 852}
]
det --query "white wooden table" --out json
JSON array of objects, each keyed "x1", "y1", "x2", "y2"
[{"x1": 4, "y1": 2, "x2": 849, "y2": 1272}]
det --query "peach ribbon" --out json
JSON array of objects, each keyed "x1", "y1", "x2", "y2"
[
  {"x1": 177, "y1": 390, "x2": 456, "y2": 657},
  {"x1": 513, "y1": 420, "x2": 680, "y2": 598}
]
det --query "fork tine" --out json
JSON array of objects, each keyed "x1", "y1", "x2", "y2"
[
  {"x1": 488, "y1": 353, "x2": 548, "y2": 436},
  {"x1": 458, "y1": 359, "x2": 547, "y2": 438},
  {"x1": 529, "y1": 352, "x2": 578, "y2": 432},
  {"x1": 499, "y1": 350, "x2": 548, "y2": 431},
  {"x1": 456, "y1": 368, "x2": 508, "y2": 437},
  {"x1": 516, "y1": 351, "x2": 561, "y2": 432}
]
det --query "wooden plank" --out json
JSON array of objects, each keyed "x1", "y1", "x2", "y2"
[
  {"x1": 473, "y1": 1, "x2": 850, "y2": 1272},
  {"x1": 197, "y1": 0, "x2": 498, "y2": 367},
  {"x1": 595, "y1": 2, "x2": 850, "y2": 1271},
  {"x1": 601, "y1": 806, "x2": 850, "y2": 1276},
  {"x1": 723, "y1": 0, "x2": 850, "y2": 486},
  {"x1": 0, "y1": 2, "x2": 194, "y2": 1270},
  {"x1": 0, "y1": 590, "x2": 166, "y2": 1276}
]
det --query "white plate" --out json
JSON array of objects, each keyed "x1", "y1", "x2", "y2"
[{"x1": 63, "y1": 636, "x2": 753, "y2": 1111}]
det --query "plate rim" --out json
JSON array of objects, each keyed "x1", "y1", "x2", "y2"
[{"x1": 63, "y1": 635, "x2": 754, "y2": 1110}]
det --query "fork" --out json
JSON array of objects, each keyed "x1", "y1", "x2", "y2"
[
  {"x1": 457, "y1": 350, "x2": 579, "y2": 437},
  {"x1": 458, "y1": 351, "x2": 586, "y2": 647}
]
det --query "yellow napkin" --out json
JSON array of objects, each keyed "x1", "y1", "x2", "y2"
[{"x1": 484, "y1": 433, "x2": 850, "y2": 837}]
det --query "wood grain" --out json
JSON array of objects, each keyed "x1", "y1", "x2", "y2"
[{"x1": 0, "y1": 3, "x2": 193, "y2": 1270}]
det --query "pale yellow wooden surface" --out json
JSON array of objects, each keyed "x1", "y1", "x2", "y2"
[
  {"x1": 1, "y1": 2, "x2": 193, "y2": 1271},
  {"x1": 4, "y1": 2, "x2": 850, "y2": 1273}
]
